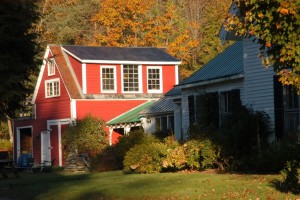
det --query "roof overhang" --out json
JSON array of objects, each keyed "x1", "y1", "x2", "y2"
[
  {"x1": 179, "y1": 74, "x2": 244, "y2": 90},
  {"x1": 106, "y1": 101, "x2": 155, "y2": 126}
]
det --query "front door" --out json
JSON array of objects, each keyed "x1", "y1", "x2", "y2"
[{"x1": 41, "y1": 131, "x2": 51, "y2": 164}]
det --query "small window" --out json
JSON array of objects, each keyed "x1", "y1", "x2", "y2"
[
  {"x1": 220, "y1": 91, "x2": 232, "y2": 114},
  {"x1": 101, "y1": 66, "x2": 116, "y2": 93},
  {"x1": 122, "y1": 65, "x2": 141, "y2": 92},
  {"x1": 45, "y1": 78, "x2": 60, "y2": 98},
  {"x1": 48, "y1": 59, "x2": 55, "y2": 76},
  {"x1": 147, "y1": 67, "x2": 162, "y2": 93}
]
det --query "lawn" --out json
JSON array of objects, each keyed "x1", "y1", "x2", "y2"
[{"x1": 0, "y1": 170, "x2": 298, "y2": 199}]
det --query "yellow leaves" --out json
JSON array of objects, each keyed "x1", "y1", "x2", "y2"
[{"x1": 257, "y1": 13, "x2": 264, "y2": 18}]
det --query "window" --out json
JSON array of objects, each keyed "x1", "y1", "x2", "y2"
[
  {"x1": 122, "y1": 65, "x2": 141, "y2": 92},
  {"x1": 48, "y1": 59, "x2": 55, "y2": 76},
  {"x1": 45, "y1": 79, "x2": 60, "y2": 98},
  {"x1": 101, "y1": 66, "x2": 116, "y2": 93},
  {"x1": 147, "y1": 67, "x2": 162, "y2": 93},
  {"x1": 220, "y1": 91, "x2": 232, "y2": 114},
  {"x1": 283, "y1": 85, "x2": 300, "y2": 133}
]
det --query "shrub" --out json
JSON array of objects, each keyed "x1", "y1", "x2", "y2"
[
  {"x1": 0, "y1": 139, "x2": 12, "y2": 152},
  {"x1": 113, "y1": 130, "x2": 159, "y2": 165},
  {"x1": 280, "y1": 160, "x2": 300, "y2": 192},
  {"x1": 162, "y1": 137, "x2": 186, "y2": 171},
  {"x1": 183, "y1": 140, "x2": 201, "y2": 170},
  {"x1": 123, "y1": 142, "x2": 167, "y2": 174},
  {"x1": 62, "y1": 115, "x2": 108, "y2": 158},
  {"x1": 199, "y1": 139, "x2": 220, "y2": 170}
]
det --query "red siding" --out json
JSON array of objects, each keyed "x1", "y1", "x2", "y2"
[
  {"x1": 67, "y1": 54, "x2": 82, "y2": 88},
  {"x1": 116, "y1": 65, "x2": 122, "y2": 93},
  {"x1": 76, "y1": 100, "x2": 147, "y2": 121},
  {"x1": 35, "y1": 60, "x2": 71, "y2": 120},
  {"x1": 86, "y1": 63, "x2": 100, "y2": 94},
  {"x1": 163, "y1": 65, "x2": 176, "y2": 93},
  {"x1": 142, "y1": 65, "x2": 147, "y2": 93}
]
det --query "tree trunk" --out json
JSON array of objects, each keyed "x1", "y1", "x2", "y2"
[{"x1": 7, "y1": 117, "x2": 13, "y2": 143}]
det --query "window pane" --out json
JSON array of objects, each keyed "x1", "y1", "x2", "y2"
[
  {"x1": 102, "y1": 67, "x2": 115, "y2": 91},
  {"x1": 148, "y1": 68, "x2": 160, "y2": 91},
  {"x1": 123, "y1": 65, "x2": 139, "y2": 92}
]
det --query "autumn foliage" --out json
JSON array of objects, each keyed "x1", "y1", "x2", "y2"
[{"x1": 225, "y1": 0, "x2": 300, "y2": 91}]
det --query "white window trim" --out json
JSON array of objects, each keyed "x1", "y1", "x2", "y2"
[
  {"x1": 47, "y1": 59, "x2": 55, "y2": 76},
  {"x1": 45, "y1": 78, "x2": 60, "y2": 98},
  {"x1": 147, "y1": 66, "x2": 163, "y2": 93},
  {"x1": 100, "y1": 65, "x2": 117, "y2": 93},
  {"x1": 121, "y1": 64, "x2": 142, "y2": 93}
]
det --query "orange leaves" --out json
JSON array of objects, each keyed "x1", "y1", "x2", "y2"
[{"x1": 279, "y1": 8, "x2": 289, "y2": 15}]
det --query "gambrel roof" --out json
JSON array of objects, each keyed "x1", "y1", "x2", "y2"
[{"x1": 62, "y1": 46, "x2": 181, "y2": 64}]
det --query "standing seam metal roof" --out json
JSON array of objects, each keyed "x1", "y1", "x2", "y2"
[
  {"x1": 180, "y1": 41, "x2": 244, "y2": 85},
  {"x1": 165, "y1": 41, "x2": 244, "y2": 97}
]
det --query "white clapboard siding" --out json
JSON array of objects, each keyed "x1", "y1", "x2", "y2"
[{"x1": 243, "y1": 39, "x2": 275, "y2": 132}]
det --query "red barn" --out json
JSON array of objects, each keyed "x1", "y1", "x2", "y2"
[{"x1": 13, "y1": 45, "x2": 180, "y2": 167}]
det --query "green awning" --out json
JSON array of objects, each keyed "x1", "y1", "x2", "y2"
[{"x1": 107, "y1": 101, "x2": 155, "y2": 125}]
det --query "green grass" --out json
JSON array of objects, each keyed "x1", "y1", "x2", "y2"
[{"x1": 0, "y1": 170, "x2": 298, "y2": 199}]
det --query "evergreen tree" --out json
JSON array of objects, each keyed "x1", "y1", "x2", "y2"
[{"x1": 0, "y1": 0, "x2": 41, "y2": 119}]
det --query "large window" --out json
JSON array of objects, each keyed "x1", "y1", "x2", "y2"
[
  {"x1": 122, "y1": 65, "x2": 141, "y2": 92},
  {"x1": 45, "y1": 78, "x2": 60, "y2": 98},
  {"x1": 147, "y1": 67, "x2": 162, "y2": 93},
  {"x1": 101, "y1": 66, "x2": 116, "y2": 93},
  {"x1": 48, "y1": 59, "x2": 55, "y2": 76}
]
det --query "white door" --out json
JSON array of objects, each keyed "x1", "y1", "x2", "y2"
[{"x1": 41, "y1": 131, "x2": 51, "y2": 164}]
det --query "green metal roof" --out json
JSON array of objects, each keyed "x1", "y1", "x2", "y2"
[
  {"x1": 180, "y1": 41, "x2": 244, "y2": 85},
  {"x1": 106, "y1": 101, "x2": 155, "y2": 125}
]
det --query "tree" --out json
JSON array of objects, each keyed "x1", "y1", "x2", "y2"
[
  {"x1": 225, "y1": 0, "x2": 300, "y2": 90},
  {"x1": 0, "y1": 0, "x2": 41, "y2": 119},
  {"x1": 37, "y1": 0, "x2": 101, "y2": 46},
  {"x1": 92, "y1": 0, "x2": 199, "y2": 70}
]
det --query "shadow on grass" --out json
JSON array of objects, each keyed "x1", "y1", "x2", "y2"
[
  {"x1": 269, "y1": 179, "x2": 300, "y2": 195},
  {"x1": 0, "y1": 171, "x2": 99, "y2": 200}
]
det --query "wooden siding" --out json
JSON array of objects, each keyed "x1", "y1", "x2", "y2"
[
  {"x1": 35, "y1": 61, "x2": 71, "y2": 120},
  {"x1": 86, "y1": 63, "x2": 101, "y2": 94},
  {"x1": 162, "y1": 66, "x2": 176, "y2": 93},
  {"x1": 67, "y1": 54, "x2": 83, "y2": 88},
  {"x1": 76, "y1": 100, "x2": 147, "y2": 121},
  {"x1": 85, "y1": 64, "x2": 176, "y2": 95},
  {"x1": 243, "y1": 39, "x2": 275, "y2": 131},
  {"x1": 180, "y1": 79, "x2": 244, "y2": 136}
]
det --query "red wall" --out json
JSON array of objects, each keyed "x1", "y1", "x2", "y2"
[
  {"x1": 162, "y1": 65, "x2": 176, "y2": 93},
  {"x1": 85, "y1": 64, "x2": 176, "y2": 95},
  {"x1": 67, "y1": 54, "x2": 82, "y2": 88},
  {"x1": 35, "y1": 60, "x2": 71, "y2": 120},
  {"x1": 76, "y1": 100, "x2": 147, "y2": 121}
]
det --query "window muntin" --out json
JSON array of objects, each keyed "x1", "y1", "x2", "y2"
[
  {"x1": 147, "y1": 67, "x2": 162, "y2": 93},
  {"x1": 122, "y1": 65, "x2": 141, "y2": 92},
  {"x1": 101, "y1": 66, "x2": 116, "y2": 93},
  {"x1": 45, "y1": 79, "x2": 60, "y2": 98},
  {"x1": 48, "y1": 59, "x2": 55, "y2": 76}
]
